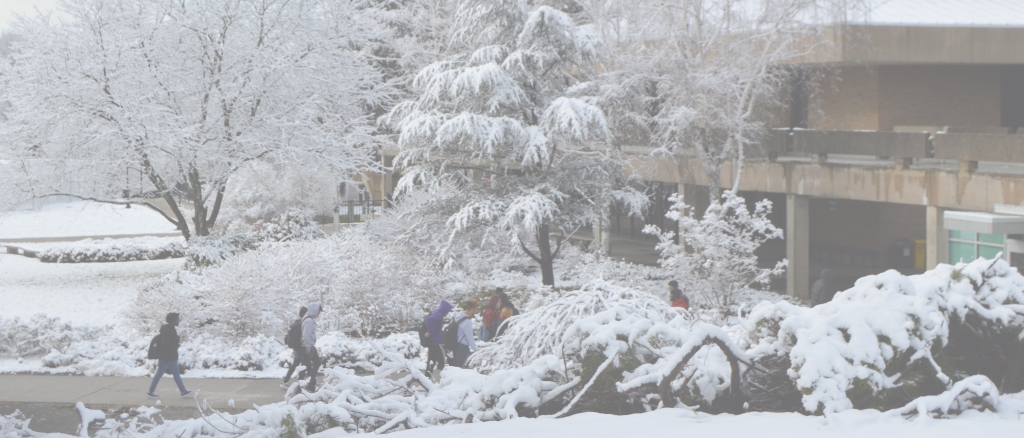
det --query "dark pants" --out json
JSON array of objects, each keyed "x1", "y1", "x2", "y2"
[
  {"x1": 426, "y1": 343, "x2": 446, "y2": 373},
  {"x1": 452, "y1": 343, "x2": 471, "y2": 368},
  {"x1": 148, "y1": 359, "x2": 187, "y2": 394},
  {"x1": 301, "y1": 347, "x2": 321, "y2": 390},
  {"x1": 283, "y1": 348, "x2": 307, "y2": 383}
]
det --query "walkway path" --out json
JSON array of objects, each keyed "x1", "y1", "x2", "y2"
[{"x1": 0, "y1": 375, "x2": 287, "y2": 434}]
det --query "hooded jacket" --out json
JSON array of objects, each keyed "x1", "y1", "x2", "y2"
[
  {"x1": 301, "y1": 303, "x2": 321, "y2": 350},
  {"x1": 425, "y1": 300, "x2": 453, "y2": 346}
]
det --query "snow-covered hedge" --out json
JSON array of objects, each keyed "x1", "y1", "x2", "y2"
[
  {"x1": 36, "y1": 237, "x2": 186, "y2": 263},
  {"x1": 742, "y1": 257, "x2": 1024, "y2": 414},
  {"x1": 127, "y1": 231, "x2": 451, "y2": 339},
  {"x1": 0, "y1": 315, "x2": 421, "y2": 376}
]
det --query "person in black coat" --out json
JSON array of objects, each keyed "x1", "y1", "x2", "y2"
[{"x1": 147, "y1": 313, "x2": 193, "y2": 398}]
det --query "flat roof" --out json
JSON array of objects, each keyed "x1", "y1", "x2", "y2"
[
  {"x1": 865, "y1": 0, "x2": 1024, "y2": 27},
  {"x1": 944, "y1": 210, "x2": 1024, "y2": 234}
]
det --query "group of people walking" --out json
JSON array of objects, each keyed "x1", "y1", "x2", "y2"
[
  {"x1": 422, "y1": 288, "x2": 519, "y2": 372},
  {"x1": 146, "y1": 283, "x2": 687, "y2": 395},
  {"x1": 145, "y1": 302, "x2": 326, "y2": 397}
]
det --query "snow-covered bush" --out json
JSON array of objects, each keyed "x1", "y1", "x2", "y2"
[
  {"x1": 126, "y1": 228, "x2": 451, "y2": 339},
  {"x1": 251, "y1": 208, "x2": 323, "y2": 243},
  {"x1": 36, "y1": 237, "x2": 186, "y2": 263},
  {"x1": 217, "y1": 161, "x2": 338, "y2": 235},
  {"x1": 183, "y1": 234, "x2": 261, "y2": 270},
  {"x1": 742, "y1": 257, "x2": 1024, "y2": 414},
  {"x1": 0, "y1": 315, "x2": 422, "y2": 376},
  {"x1": 646, "y1": 191, "x2": 786, "y2": 312}
]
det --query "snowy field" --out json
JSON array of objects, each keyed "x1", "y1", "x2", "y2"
[
  {"x1": 0, "y1": 253, "x2": 183, "y2": 325},
  {"x1": 381, "y1": 407, "x2": 1024, "y2": 438},
  {"x1": 0, "y1": 201, "x2": 179, "y2": 239}
]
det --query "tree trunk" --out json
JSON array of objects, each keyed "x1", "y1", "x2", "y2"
[
  {"x1": 600, "y1": 199, "x2": 612, "y2": 256},
  {"x1": 536, "y1": 224, "x2": 556, "y2": 286}
]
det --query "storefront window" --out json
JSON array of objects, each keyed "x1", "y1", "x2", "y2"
[{"x1": 949, "y1": 231, "x2": 1006, "y2": 263}]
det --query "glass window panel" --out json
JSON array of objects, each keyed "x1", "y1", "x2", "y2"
[
  {"x1": 978, "y1": 244, "x2": 1004, "y2": 260},
  {"x1": 949, "y1": 241, "x2": 976, "y2": 264},
  {"x1": 949, "y1": 230, "x2": 977, "y2": 241},
  {"x1": 979, "y1": 233, "x2": 1005, "y2": 244}
]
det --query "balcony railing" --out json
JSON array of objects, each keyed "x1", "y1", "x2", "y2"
[{"x1": 762, "y1": 128, "x2": 1024, "y2": 170}]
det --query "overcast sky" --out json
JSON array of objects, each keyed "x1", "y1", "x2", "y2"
[{"x1": 0, "y1": 0, "x2": 58, "y2": 33}]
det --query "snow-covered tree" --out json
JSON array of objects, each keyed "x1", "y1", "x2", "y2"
[
  {"x1": 0, "y1": 0, "x2": 391, "y2": 239},
  {"x1": 581, "y1": 0, "x2": 859, "y2": 201},
  {"x1": 384, "y1": 0, "x2": 647, "y2": 285},
  {"x1": 646, "y1": 191, "x2": 786, "y2": 312}
]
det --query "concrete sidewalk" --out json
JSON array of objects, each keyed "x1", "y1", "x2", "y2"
[{"x1": 0, "y1": 375, "x2": 288, "y2": 434}]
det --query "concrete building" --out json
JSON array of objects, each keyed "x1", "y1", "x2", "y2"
[{"x1": 633, "y1": 2, "x2": 1024, "y2": 299}]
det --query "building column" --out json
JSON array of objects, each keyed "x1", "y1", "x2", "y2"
[
  {"x1": 926, "y1": 205, "x2": 948, "y2": 269},
  {"x1": 381, "y1": 156, "x2": 394, "y2": 207},
  {"x1": 787, "y1": 194, "x2": 810, "y2": 300}
]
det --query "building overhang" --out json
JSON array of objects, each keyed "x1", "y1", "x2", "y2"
[{"x1": 943, "y1": 211, "x2": 1024, "y2": 234}]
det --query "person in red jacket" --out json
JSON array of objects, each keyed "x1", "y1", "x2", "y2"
[
  {"x1": 480, "y1": 295, "x2": 500, "y2": 342},
  {"x1": 669, "y1": 280, "x2": 689, "y2": 310}
]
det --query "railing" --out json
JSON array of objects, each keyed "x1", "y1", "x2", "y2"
[
  {"x1": 764, "y1": 128, "x2": 1024, "y2": 168},
  {"x1": 312, "y1": 200, "x2": 389, "y2": 225}
]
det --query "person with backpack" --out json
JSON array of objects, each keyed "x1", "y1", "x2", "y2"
[
  {"x1": 447, "y1": 299, "x2": 480, "y2": 368},
  {"x1": 281, "y1": 306, "x2": 308, "y2": 389},
  {"x1": 479, "y1": 295, "x2": 500, "y2": 342},
  {"x1": 669, "y1": 280, "x2": 689, "y2": 310},
  {"x1": 300, "y1": 303, "x2": 322, "y2": 392},
  {"x1": 147, "y1": 313, "x2": 193, "y2": 398},
  {"x1": 424, "y1": 300, "x2": 453, "y2": 374}
]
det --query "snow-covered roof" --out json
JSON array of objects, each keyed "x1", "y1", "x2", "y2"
[{"x1": 865, "y1": 0, "x2": 1024, "y2": 27}]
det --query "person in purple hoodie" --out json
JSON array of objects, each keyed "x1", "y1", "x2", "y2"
[{"x1": 424, "y1": 300, "x2": 453, "y2": 374}]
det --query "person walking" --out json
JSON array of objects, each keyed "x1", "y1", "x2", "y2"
[
  {"x1": 669, "y1": 280, "x2": 689, "y2": 310},
  {"x1": 300, "y1": 303, "x2": 322, "y2": 392},
  {"x1": 147, "y1": 313, "x2": 193, "y2": 398},
  {"x1": 493, "y1": 288, "x2": 519, "y2": 339},
  {"x1": 424, "y1": 300, "x2": 453, "y2": 373},
  {"x1": 479, "y1": 295, "x2": 500, "y2": 342},
  {"x1": 451, "y1": 299, "x2": 480, "y2": 368},
  {"x1": 281, "y1": 306, "x2": 308, "y2": 389}
]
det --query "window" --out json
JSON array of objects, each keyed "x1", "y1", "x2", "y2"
[{"x1": 949, "y1": 230, "x2": 1006, "y2": 263}]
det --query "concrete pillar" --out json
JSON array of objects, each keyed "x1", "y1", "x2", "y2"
[
  {"x1": 787, "y1": 194, "x2": 810, "y2": 300},
  {"x1": 926, "y1": 205, "x2": 948, "y2": 269},
  {"x1": 381, "y1": 156, "x2": 394, "y2": 207}
]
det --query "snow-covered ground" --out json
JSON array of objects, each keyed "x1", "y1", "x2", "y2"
[
  {"x1": 381, "y1": 406, "x2": 1024, "y2": 438},
  {"x1": 0, "y1": 201, "x2": 179, "y2": 239},
  {"x1": 0, "y1": 253, "x2": 183, "y2": 325}
]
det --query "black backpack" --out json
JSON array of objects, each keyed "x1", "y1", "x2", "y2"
[
  {"x1": 417, "y1": 319, "x2": 430, "y2": 347},
  {"x1": 442, "y1": 315, "x2": 468, "y2": 350},
  {"x1": 147, "y1": 334, "x2": 162, "y2": 360},
  {"x1": 284, "y1": 319, "x2": 303, "y2": 350}
]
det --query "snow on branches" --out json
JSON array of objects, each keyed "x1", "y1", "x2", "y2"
[
  {"x1": 385, "y1": 0, "x2": 646, "y2": 286},
  {"x1": 742, "y1": 257, "x2": 1024, "y2": 414},
  {"x1": 0, "y1": 0, "x2": 389, "y2": 239},
  {"x1": 647, "y1": 191, "x2": 786, "y2": 312}
]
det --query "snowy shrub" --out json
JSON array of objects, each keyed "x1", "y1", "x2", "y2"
[
  {"x1": 316, "y1": 332, "x2": 421, "y2": 371},
  {"x1": 742, "y1": 257, "x2": 1024, "y2": 414},
  {"x1": 471, "y1": 281, "x2": 750, "y2": 413},
  {"x1": 251, "y1": 208, "x2": 323, "y2": 243},
  {"x1": 646, "y1": 191, "x2": 786, "y2": 313},
  {"x1": 126, "y1": 228, "x2": 451, "y2": 339},
  {"x1": 0, "y1": 315, "x2": 108, "y2": 357},
  {"x1": 183, "y1": 234, "x2": 260, "y2": 270},
  {"x1": 36, "y1": 237, "x2": 186, "y2": 263},
  {"x1": 216, "y1": 161, "x2": 338, "y2": 235}
]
